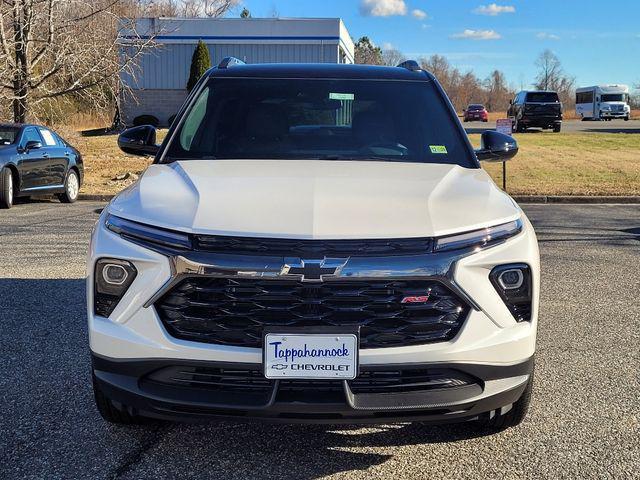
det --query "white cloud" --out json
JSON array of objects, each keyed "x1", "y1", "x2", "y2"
[
  {"x1": 536, "y1": 32, "x2": 560, "y2": 40},
  {"x1": 451, "y1": 29, "x2": 502, "y2": 40},
  {"x1": 359, "y1": 0, "x2": 407, "y2": 16},
  {"x1": 473, "y1": 3, "x2": 515, "y2": 16},
  {"x1": 411, "y1": 9, "x2": 427, "y2": 20}
]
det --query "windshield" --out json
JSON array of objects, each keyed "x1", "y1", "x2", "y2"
[
  {"x1": 526, "y1": 92, "x2": 559, "y2": 103},
  {"x1": 163, "y1": 78, "x2": 475, "y2": 167},
  {"x1": 601, "y1": 94, "x2": 628, "y2": 102},
  {"x1": 0, "y1": 127, "x2": 19, "y2": 145}
]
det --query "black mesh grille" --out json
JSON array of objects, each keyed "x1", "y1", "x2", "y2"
[
  {"x1": 144, "y1": 365, "x2": 475, "y2": 395},
  {"x1": 155, "y1": 278, "x2": 469, "y2": 349},
  {"x1": 193, "y1": 235, "x2": 433, "y2": 257}
]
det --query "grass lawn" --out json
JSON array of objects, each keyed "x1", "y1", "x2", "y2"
[{"x1": 66, "y1": 128, "x2": 640, "y2": 196}]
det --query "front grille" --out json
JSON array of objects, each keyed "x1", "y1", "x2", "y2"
[
  {"x1": 146, "y1": 366, "x2": 272, "y2": 394},
  {"x1": 144, "y1": 365, "x2": 476, "y2": 396},
  {"x1": 155, "y1": 278, "x2": 469, "y2": 348},
  {"x1": 193, "y1": 235, "x2": 433, "y2": 256}
]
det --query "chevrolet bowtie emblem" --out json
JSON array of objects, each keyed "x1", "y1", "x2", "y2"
[{"x1": 280, "y1": 258, "x2": 348, "y2": 282}]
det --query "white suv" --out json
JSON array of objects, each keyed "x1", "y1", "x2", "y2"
[{"x1": 88, "y1": 59, "x2": 539, "y2": 430}]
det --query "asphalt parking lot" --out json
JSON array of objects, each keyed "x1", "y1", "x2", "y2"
[
  {"x1": 1, "y1": 200, "x2": 638, "y2": 479},
  {"x1": 464, "y1": 118, "x2": 640, "y2": 134}
]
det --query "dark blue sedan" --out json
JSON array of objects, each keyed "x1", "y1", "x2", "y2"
[{"x1": 0, "y1": 123, "x2": 83, "y2": 208}]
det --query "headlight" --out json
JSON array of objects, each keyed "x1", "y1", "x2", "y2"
[
  {"x1": 94, "y1": 258, "x2": 137, "y2": 317},
  {"x1": 105, "y1": 214, "x2": 191, "y2": 250},
  {"x1": 434, "y1": 219, "x2": 523, "y2": 252},
  {"x1": 489, "y1": 264, "x2": 532, "y2": 322}
]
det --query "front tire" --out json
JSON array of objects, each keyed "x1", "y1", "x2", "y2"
[
  {"x1": 513, "y1": 118, "x2": 524, "y2": 133},
  {"x1": 553, "y1": 123, "x2": 562, "y2": 133},
  {"x1": 484, "y1": 374, "x2": 533, "y2": 431},
  {"x1": 58, "y1": 169, "x2": 79, "y2": 203},
  {"x1": 0, "y1": 167, "x2": 14, "y2": 209}
]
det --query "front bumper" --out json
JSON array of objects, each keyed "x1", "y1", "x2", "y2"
[
  {"x1": 93, "y1": 353, "x2": 533, "y2": 424},
  {"x1": 520, "y1": 116, "x2": 562, "y2": 127},
  {"x1": 87, "y1": 209, "x2": 540, "y2": 424},
  {"x1": 599, "y1": 111, "x2": 628, "y2": 118}
]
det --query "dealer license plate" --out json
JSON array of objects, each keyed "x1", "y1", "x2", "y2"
[{"x1": 263, "y1": 333, "x2": 358, "y2": 380}]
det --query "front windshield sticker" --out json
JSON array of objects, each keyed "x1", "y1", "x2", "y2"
[
  {"x1": 329, "y1": 92, "x2": 355, "y2": 100},
  {"x1": 429, "y1": 145, "x2": 448, "y2": 154}
]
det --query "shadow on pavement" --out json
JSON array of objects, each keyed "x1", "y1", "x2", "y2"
[{"x1": 1, "y1": 277, "x2": 498, "y2": 479}]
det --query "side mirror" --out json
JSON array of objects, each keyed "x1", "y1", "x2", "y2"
[
  {"x1": 118, "y1": 125, "x2": 159, "y2": 157},
  {"x1": 24, "y1": 140, "x2": 42, "y2": 152},
  {"x1": 475, "y1": 130, "x2": 518, "y2": 162}
]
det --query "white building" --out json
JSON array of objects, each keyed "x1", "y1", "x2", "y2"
[{"x1": 118, "y1": 18, "x2": 355, "y2": 126}]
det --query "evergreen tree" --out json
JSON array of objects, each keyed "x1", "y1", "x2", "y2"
[{"x1": 187, "y1": 40, "x2": 212, "y2": 92}]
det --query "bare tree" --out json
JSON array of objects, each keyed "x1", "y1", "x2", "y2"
[
  {"x1": 534, "y1": 49, "x2": 575, "y2": 107},
  {"x1": 0, "y1": 0, "x2": 158, "y2": 123},
  {"x1": 484, "y1": 70, "x2": 513, "y2": 112},
  {"x1": 133, "y1": 0, "x2": 239, "y2": 17},
  {"x1": 381, "y1": 48, "x2": 405, "y2": 67},
  {"x1": 534, "y1": 49, "x2": 563, "y2": 91},
  {"x1": 180, "y1": 0, "x2": 239, "y2": 18},
  {"x1": 0, "y1": 0, "x2": 239, "y2": 123}
]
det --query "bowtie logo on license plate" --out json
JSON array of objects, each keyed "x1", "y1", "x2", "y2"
[{"x1": 280, "y1": 258, "x2": 348, "y2": 282}]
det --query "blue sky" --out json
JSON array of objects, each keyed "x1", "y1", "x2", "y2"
[{"x1": 240, "y1": 0, "x2": 640, "y2": 89}]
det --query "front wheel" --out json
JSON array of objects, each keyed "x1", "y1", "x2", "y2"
[
  {"x1": 513, "y1": 118, "x2": 524, "y2": 133},
  {"x1": 58, "y1": 169, "x2": 79, "y2": 203},
  {"x1": 553, "y1": 123, "x2": 561, "y2": 133},
  {"x1": 0, "y1": 167, "x2": 14, "y2": 209},
  {"x1": 624, "y1": 116, "x2": 629, "y2": 121}
]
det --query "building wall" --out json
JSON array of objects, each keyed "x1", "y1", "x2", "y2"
[
  {"x1": 120, "y1": 89, "x2": 187, "y2": 127},
  {"x1": 118, "y1": 18, "x2": 354, "y2": 126},
  {"x1": 121, "y1": 43, "x2": 340, "y2": 91}
]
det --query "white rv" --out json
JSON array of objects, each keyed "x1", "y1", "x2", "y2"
[{"x1": 575, "y1": 85, "x2": 630, "y2": 121}]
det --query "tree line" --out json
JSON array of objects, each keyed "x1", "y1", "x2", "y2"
[
  {"x1": 0, "y1": 2, "x2": 634, "y2": 125},
  {"x1": 0, "y1": 0, "x2": 239, "y2": 124},
  {"x1": 355, "y1": 36, "x2": 578, "y2": 113}
]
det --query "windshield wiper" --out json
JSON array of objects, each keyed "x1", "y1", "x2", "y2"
[{"x1": 316, "y1": 154, "x2": 407, "y2": 161}]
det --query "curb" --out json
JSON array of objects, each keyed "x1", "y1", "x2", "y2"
[
  {"x1": 79, "y1": 194, "x2": 640, "y2": 204},
  {"x1": 512, "y1": 195, "x2": 640, "y2": 204},
  {"x1": 79, "y1": 194, "x2": 114, "y2": 201}
]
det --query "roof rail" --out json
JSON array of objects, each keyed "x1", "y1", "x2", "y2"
[
  {"x1": 396, "y1": 60, "x2": 422, "y2": 72},
  {"x1": 218, "y1": 57, "x2": 245, "y2": 69}
]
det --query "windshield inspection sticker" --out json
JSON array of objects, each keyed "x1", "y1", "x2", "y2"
[
  {"x1": 429, "y1": 145, "x2": 448, "y2": 154},
  {"x1": 329, "y1": 92, "x2": 355, "y2": 100}
]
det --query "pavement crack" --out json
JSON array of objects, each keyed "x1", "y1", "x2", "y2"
[{"x1": 109, "y1": 424, "x2": 171, "y2": 479}]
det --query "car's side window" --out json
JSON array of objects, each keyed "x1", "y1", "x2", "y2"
[
  {"x1": 180, "y1": 87, "x2": 210, "y2": 151},
  {"x1": 39, "y1": 128, "x2": 58, "y2": 147},
  {"x1": 21, "y1": 127, "x2": 43, "y2": 147}
]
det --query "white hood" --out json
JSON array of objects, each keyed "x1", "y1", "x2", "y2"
[{"x1": 108, "y1": 160, "x2": 520, "y2": 239}]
